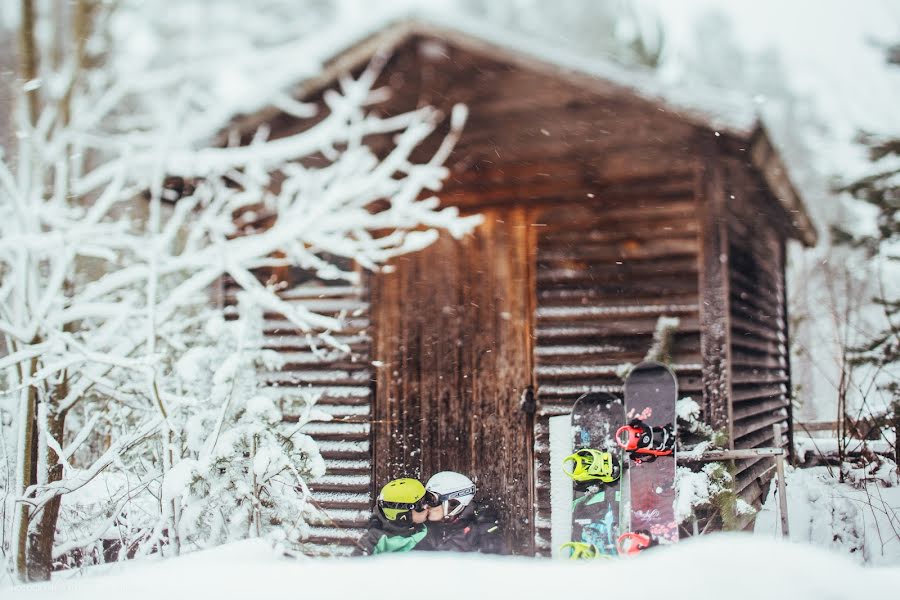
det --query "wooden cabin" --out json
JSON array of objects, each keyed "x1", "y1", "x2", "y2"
[{"x1": 222, "y1": 17, "x2": 817, "y2": 556}]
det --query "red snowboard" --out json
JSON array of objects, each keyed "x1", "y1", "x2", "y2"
[{"x1": 616, "y1": 361, "x2": 678, "y2": 554}]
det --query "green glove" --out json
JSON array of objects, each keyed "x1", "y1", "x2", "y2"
[{"x1": 372, "y1": 527, "x2": 428, "y2": 554}]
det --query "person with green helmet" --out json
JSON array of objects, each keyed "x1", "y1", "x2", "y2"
[{"x1": 354, "y1": 478, "x2": 431, "y2": 556}]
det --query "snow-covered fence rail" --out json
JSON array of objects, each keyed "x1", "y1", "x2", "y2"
[{"x1": 681, "y1": 423, "x2": 790, "y2": 537}]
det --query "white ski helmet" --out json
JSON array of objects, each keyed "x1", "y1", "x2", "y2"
[{"x1": 425, "y1": 471, "x2": 476, "y2": 519}]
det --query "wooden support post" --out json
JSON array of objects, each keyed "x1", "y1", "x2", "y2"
[
  {"x1": 681, "y1": 438, "x2": 790, "y2": 538},
  {"x1": 773, "y1": 423, "x2": 790, "y2": 538},
  {"x1": 695, "y1": 146, "x2": 733, "y2": 443}
]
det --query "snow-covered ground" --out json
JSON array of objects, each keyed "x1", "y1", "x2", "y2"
[
  {"x1": 756, "y1": 464, "x2": 900, "y2": 566},
  {"x1": 6, "y1": 535, "x2": 899, "y2": 600}
]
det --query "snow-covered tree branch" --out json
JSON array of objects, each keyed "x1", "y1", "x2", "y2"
[{"x1": 0, "y1": 3, "x2": 481, "y2": 581}]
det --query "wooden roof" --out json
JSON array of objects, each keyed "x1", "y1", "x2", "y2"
[{"x1": 227, "y1": 15, "x2": 818, "y2": 246}]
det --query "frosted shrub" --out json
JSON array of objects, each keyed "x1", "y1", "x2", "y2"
[{"x1": 162, "y1": 304, "x2": 327, "y2": 549}]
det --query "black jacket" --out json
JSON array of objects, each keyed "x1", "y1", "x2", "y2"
[
  {"x1": 353, "y1": 511, "x2": 429, "y2": 556},
  {"x1": 418, "y1": 501, "x2": 506, "y2": 554}
]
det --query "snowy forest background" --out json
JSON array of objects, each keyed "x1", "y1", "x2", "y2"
[{"x1": 0, "y1": 0, "x2": 899, "y2": 589}]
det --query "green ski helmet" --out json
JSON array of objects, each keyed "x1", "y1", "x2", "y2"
[{"x1": 377, "y1": 478, "x2": 428, "y2": 524}]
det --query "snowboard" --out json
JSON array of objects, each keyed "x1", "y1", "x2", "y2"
[
  {"x1": 562, "y1": 392, "x2": 625, "y2": 557},
  {"x1": 616, "y1": 361, "x2": 678, "y2": 555}
]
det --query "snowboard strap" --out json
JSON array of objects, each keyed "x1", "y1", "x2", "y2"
[
  {"x1": 616, "y1": 530, "x2": 658, "y2": 556},
  {"x1": 560, "y1": 541, "x2": 601, "y2": 559},
  {"x1": 562, "y1": 448, "x2": 621, "y2": 483}
]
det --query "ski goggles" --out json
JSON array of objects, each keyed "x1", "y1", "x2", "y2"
[
  {"x1": 378, "y1": 498, "x2": 430, "y2": 513},
  {"x1": 423, "y1": 485, "x2": 476, "y2": 507}
]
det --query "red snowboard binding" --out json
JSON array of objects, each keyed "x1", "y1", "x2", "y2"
[
  {"x1": 616, "y1": 530, "x2": 659, "y2": 556},
  {"x1": 615, "y1": 419, "x2": 675, "y2": 463}
]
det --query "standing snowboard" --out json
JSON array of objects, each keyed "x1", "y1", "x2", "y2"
[
  {"x1": 616, "y1": 361, "x2": 678, "y2": 555},
  {"x1": 560, "y1": 392, "x2": 624, "y2": 558}
]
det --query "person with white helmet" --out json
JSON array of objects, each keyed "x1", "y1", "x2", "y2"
[{"x1": 419, "y1": 471, "x2": 505, "y2": 554}]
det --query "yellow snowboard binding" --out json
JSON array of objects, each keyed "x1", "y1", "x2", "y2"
[{"x1": 562, "y1": 448, "x2": 621, "y2": 484}]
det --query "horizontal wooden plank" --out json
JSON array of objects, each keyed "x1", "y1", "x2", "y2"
[
  {"x1": 261, "y1": 334, "x2": 370, "y2": 350},
  {"x1": 730, "y1": 336, "x2": 785, "y2": 357},
  {"x1": 734, "y1": 425, "x2": 777, "y2": 450},
  {"x1": 298, "y1": 430, "x2": 369, "y2": 442},
  {"x1": 308, "y1": 481, "x2": 370, "y2": 494},
  {"x1": 730, "y1": 268, "x2": 782, "y2": 309},
  {"x1": 730, "y1": 370, "x2": 788, "y2": 386},
  {"x1": 733, "y1": 410, "x2": 788, "y2": 440},
  {"x1": 321, "y1": 466, "x2": 372, "y2": 477},
  {"x1": 539, "y1": 218, "x2": 700, "y2": 248},
  {"x1": 320, "y1": 449, "x2": 370, "y2": 461},
  {"x1": 536, "y1": 325, "x2": 699, "y2": 348},
  {"x1": 730, "y1": 317, "x2": 785, "y2": 346},
  {"x1": 537, "y1": 257, "x2": 699, "y2": 283},
  {"x1": 732, "y1": 397, "x2": 788, "y2": 421},
  {"x1": 260, "y1": 370, "x2": 372, "y2": 386},
  {"x1": 537, "y1": 276, "x2": 700, "y2": 299},
  {"x1": 536, "y1": 359, "x2": 702, "y2": 381},
  {"x1": 536, "y1": 303, "x2": 700, "y2": 321},
  {"x1": 795, "y1": 421, "x2": 838, "y2": 432},
  {"x1": 730, "y1": 295, "x2": 784, "y2": 326},
  {"x1": 310, "y1": 404, "x2": 372, "y2": 418},
  {"x1": 539, "y1": 238, "x2": 700, "y2": 267},
  {"x1": 730, "y1": 354, "x2": 786, "y2": 371},
  {"x1": 262, "y1": 317, "x2": 369, "y2": 333},
  {"x1": 730, "y1": 288, "x2": 783, "y2": 322},
  {"x1": 261, "y1": 385, "x2": 371, "y2": 400},
  {"x1": 736, "y1": 461, "x2": 775, "y2": 498}
]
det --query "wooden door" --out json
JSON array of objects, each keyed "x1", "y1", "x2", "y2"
[{"x1": 369, "y1": 208, "x2": 536, "y2": 554}]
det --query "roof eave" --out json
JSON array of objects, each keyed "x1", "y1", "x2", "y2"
[{"x1": 748, "y1": 124, "x2": 818, "y2": 247}]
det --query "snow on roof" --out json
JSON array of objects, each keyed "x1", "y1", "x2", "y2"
[
  {"x1": 222, "y1": 5, "x2": 817, "y2": 245},
  {"x1": 407, "y1": 11, "x2": 761, "y2": 136},
  {"x1": 228, "y1": 6, "x2": 759, "y2": 137}
]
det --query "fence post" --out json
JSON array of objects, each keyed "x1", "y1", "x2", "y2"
[{"x1": 773, "y1": 423, "x2": 790, "y2": 538}]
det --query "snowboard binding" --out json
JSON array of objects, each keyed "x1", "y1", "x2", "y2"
[
  {"x1": 560, "y1": 541, "x2": 605, "y2": 560},
  {"x1": 616, "y1": 530, "x2": 659, "y2": 556},
  {"x1": 562, "y1": 448, "x2": 622, "y2": 484},
  {"x1": 615, "y1": 419, "x2": 675, "y2": 463}
]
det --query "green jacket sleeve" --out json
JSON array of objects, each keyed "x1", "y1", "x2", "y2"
[{"x1": 372, "y1": 526, "x2": 428, "y2": 554}]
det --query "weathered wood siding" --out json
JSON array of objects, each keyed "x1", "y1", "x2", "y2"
[
  {"x1": 530, "y1": 184, "x2": 704, "y2": 554},
  {"x1": 342, "y1": 36, "x2": 711, "y2": 555},
  {"x1": 238, "y1": 30, "x2": 804, "y2": 552},
  {"x1": 224, "y1": 272, "x2": 373, "y2": 556},
  {"x1": 721, "y1": 158, "x2": 792, "y2": 520},
  {"x1": 369, "y1": 209, "x2": 536, "y2": 554}
]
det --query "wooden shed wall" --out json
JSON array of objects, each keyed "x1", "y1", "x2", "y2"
[
  {"x1": 721, "y1": 158, "x2": 792, "y2": 519},
  {"x1": 223, "y1": 272, "x2": 374, "y2": 555},
  {"x1": 530, "y1": 181, "x2": 704, "y2": 554},
  {"x1": 237, "y1": 32, "x2": 802, "y2": 553}
]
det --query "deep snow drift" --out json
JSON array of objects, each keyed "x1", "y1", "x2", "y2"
[
  {"x1": 8, "y1": 534, "x2": 899, "y2": 600},
  {"x1": 755, "y1": 465, "x2": 900, "y2": 566}
]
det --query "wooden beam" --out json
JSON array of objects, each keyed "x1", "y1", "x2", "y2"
[
  {"x1": 680, "y1": 447, "x2": 783, "y2": 461},
  {"x1": 781, "y1": 238, "x2": 796, "y2": 462},
  {"x1": 773, "y1": 423, "x2": 790, "y2": 537},
  {"x1": 748, "y1": 126, "x2": 817, "y2": 246},
  {"x1": 696, "y1": 139, "x2": 734, "y2": 443}
]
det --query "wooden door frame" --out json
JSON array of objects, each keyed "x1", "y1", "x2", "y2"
[{"x1": 367, "y1": 206, "x2": 540, "y2": 554}]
